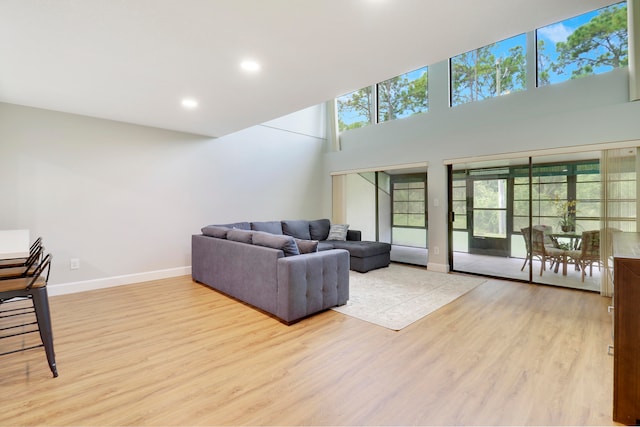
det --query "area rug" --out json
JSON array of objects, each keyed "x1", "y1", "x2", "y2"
[{"x1": 331, "y1": 264, "x2": 487, "y2": 330}]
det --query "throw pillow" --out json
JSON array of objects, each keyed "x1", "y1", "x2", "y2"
[
  {"x1": 281, "y1": 220, "x2": 311, "y2": 240},
  {"x1": 327, "y1": 224, "x2": 349, "y2": 241},
  {"x1": 309, "y1": 219, "x2": 331, "y2": 241},
  {"x1": 252, "y1": 231, "x2": 300, "y2": 257},
  {"x1": 216, "y1": 222, "x2": 251, "y2": 230},
  {"x1": 201, "y1": 225, "x2": 230, "y2": 239},
  {"x1": 250, "y1": 221, "x2": 283, "y2": 235},
  {"x1": 227, "y1": 229, "x2": 254, "y2": 244},
  {"x1": 295, "y1": 238, "x2": 319, "y2": 254}
]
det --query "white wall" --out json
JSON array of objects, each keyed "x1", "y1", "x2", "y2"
[
  {"x1": 324, "y1": 60, "x2": 640, "y2": 272},
  {"x1": 0, "y1": 103, "x2": 329, "y2": 293},
  {"x1": 345, "y1": 174, "x2": 376, "y2": 241}
]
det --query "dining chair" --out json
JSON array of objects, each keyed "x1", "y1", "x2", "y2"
[
  {"x1": 0, "y1": 237, "x2": 43, "y2": 269},
  {"x1": 521, "y1": 227, "x2": 565, "y2": 275},
  {"x1": 568, "y1": 230, "x2": 600, "y2": 282},
  {"x1": 0, "y1": 243, "x2": 44, "y2": 279},
  {"x1": 0, "y1": 253, "x2": 57, "y2": 377}
]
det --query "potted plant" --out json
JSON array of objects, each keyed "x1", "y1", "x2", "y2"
[{"x1": 555, "y1": 198, "x2": 577, "y2": 232}]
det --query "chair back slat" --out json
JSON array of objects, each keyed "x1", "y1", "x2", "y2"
[
  {"x1": 531, "y1": 228, "x2": 547, "y2": 254},
  {"x1": 29, "y1": 237, "x2": 42, "y2": 253},
  {"x1": 26, "y1": 253, "x2": 52, "y2": 290}
]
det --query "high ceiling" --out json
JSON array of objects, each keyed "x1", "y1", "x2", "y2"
[{"x1": 0, "y1": 0, "x2": 617, "y2": 138}]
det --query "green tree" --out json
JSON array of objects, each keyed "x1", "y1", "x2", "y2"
[
  {"x1": 451, "y1": 40, "x2": 525, "y2": 106},
  {"x1": 495, "y1": 45, "x2": 526, "y2": 95},
  {"x1": 451, "y1": 45, "x2": 496, "y2": 105},
  {"x1": 378, "y1": 71, "x2": 428, "y2": 122},
  {"x1": 554, "y1": 4, "x2": 628, "y2": 79},
  {"x1": 537, "y1": 39, "x2": 552, "y2": 86},
  {"x1": 337, "y1": 87, "x2": 372, "y2": 132}
]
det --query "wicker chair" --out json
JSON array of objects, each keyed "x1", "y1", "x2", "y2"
[
  {"x1": 521, "y1": 226, "x2": 565, "y2": 276},
  {"x1": 568, "y1": 230, "x2": 600, "y2": 282}
]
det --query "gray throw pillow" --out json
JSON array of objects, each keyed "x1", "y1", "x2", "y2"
[
  {"x1": 252, "y1": 231, "x2": 300, "y2": 257},
  {"x1": 216, "y1": 222, "x2": 251, "y2": 230},
  {"x1": 281, "y1": 220, "x2": 311, "y2": 240},
  {"x1": 295, "y1": 238, "x2": 319, "y2": 254},
  {"x1": 250, "y1": 221, "x2": 283, "y2": 235},
  {"x1": 201, "y1": 225, "x2": 230, "y2": 239},
  {"x1": 309, "y1": 219, "x2": 331, "y2": 241},
  {"x1": 227, "y1": 229, "x2": 254, "y2": 244},
  {"x1": 327, "y1": 224, "x2": 349, "y2": 241}
]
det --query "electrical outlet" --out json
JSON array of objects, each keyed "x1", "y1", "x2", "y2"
[
  {"x1": 70, "y1": 258, "x2": 80, "y2": 270},
  {"x1": 433, "y1": 247, "x2": 440, "y2": 255}
]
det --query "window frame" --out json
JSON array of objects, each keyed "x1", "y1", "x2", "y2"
[{"x1": 391, "y1": 174, "x2": 428, "y2": 229}]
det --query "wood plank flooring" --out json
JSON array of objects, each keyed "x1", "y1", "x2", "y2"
[{"x1": 0, "y1": 271, "x2": 614, "y2": 425}]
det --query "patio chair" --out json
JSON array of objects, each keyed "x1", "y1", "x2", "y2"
[
  {"x1": 568, "y1": 230, "x2": 600, "y2": 282},
  {"x1": 0, "y1": 253, "x2": 57, "y2": 377},
  {"x1": 521, "y1": 227, "x2": 565, "y2": 276}
]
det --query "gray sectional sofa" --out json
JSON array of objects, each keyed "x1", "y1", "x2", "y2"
[
  {"x1": 191, "y1": 218, "x2": 391, "y2": 324},
  {"x1": 219, "y1": 219, "x2": 391, "y2": 273}
]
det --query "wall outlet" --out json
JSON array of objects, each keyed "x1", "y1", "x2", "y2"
[
  {"x1": 70, "y1": 258, "x2": 80, "y2": 270},
  {"x1": 433, "y1": 247, "x2": 440, "y2": 255}
]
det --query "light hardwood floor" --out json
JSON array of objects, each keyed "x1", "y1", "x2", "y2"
[{"x1": 0, "y1": 271, "x2": 614, "y2": 426}]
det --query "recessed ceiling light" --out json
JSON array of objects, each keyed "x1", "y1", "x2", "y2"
[
  {"x1": 181, "y1": 98, "x2": 198, "y2": 109},
  {"x1": 240, "y1": 60, "x2": 261, "y2": 72}
]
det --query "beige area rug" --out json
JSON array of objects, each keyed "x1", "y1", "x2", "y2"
[{"x1": 331, "y1": 264, "x2": 487, "y2": 330}]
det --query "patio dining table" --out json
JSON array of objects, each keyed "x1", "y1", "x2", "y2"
[
  {"x1": 551, "y1": 231, "x2": 582, "y2": 250},
  {"x1": 550, "y1": 232, "x2": 582, "y2": 275}
]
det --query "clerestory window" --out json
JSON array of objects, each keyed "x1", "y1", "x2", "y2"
[
  {"x1": 450, "y1": 34, "x2": 527, "y2": 107},
  {"x1": 537, "y1": 1, "x2": 628, "y2": 86}
]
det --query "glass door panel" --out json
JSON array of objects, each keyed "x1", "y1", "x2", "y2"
[
  {"x1": 469, "y1": 178, "x2": 509, "y2": 256},
  {"x1": 451, "y1": 158, "x2": 529, "y2": 279},
  {"x1": 529, "y1": 152, "x2": 602, "y2": 292},
  {"x1": 389, "y1": 172, "x2": 428, "y2": 266}
]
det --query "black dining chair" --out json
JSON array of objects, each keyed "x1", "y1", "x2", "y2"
[
  {"x1": 0, "y1": 237, "x2": 43, "y2": 269},
  {"x1": 0, "y1": 243, "x2": 44, "y2": 280},
  {"x1": 0, "y1": 253, "x2": 57, "y2": 377}
]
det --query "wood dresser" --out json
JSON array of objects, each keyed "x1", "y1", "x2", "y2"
[{"x1": 612, "y1": 232, "x2": 640, "y2": 425}]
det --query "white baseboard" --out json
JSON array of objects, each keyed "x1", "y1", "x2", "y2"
[
  {"x1": 47, "y1": 266, "x2": 192, "y2": 296},
  {"x1": 427, "y1": 263, "x2": 450, "y2": 273}
]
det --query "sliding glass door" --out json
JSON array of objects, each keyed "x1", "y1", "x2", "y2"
[
  {"x1": 333, "y1": 166, "x2": 428, "y2": 266},
  {"x1": 449, "y1": 148, "x2": 637, "y2": 293}
]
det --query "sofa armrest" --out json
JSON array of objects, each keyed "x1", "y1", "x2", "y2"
[
  {"x1": 276, "y1": 249, "x2": 350, "y2": 323},
  {"x1": 347, "y1": 229, "x2": 361, "y2": 241}
]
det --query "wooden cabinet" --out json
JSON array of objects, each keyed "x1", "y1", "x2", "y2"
[{"x1": 613, "y1": 232, "x2": 640, "y2": 425}]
